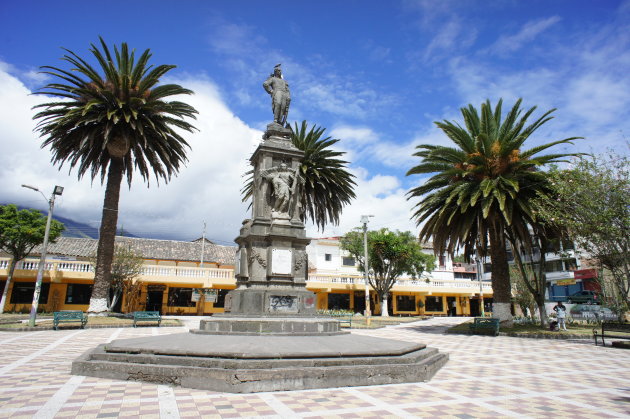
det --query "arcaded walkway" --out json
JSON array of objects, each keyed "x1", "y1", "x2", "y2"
[{"x1": 0, "y1": 317, "x2": 627, "y2": 418}]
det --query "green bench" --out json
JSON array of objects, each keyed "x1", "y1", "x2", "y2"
[
  {"x1": 469, "y1": 317, "x2": 500, "y2": 336},
  {"x1": 593, "y1": 322, "x2": 630, "y2": 346},
  {"x1": 53, "y1": 311, "x2": 87, "y2": 330},
  {"x1": 335, "y1": 315, "x2": 352, "y2": 328},
  {"x1": 133, "y1": 311, "x2": 161, "y2": 327}
]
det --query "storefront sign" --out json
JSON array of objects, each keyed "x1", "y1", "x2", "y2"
[
  {"x1": 191, "y1": 288, "x2": 217, "y2": 302},
  {"x1": 556, "y1": 279, "x2": 576, "y2": 286}
]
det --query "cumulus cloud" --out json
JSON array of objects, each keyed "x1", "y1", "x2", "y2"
[
  {"x1": 0, "y1": 65, "x2": 259, "y2": 244},
  {"x1": 305, "y1": 167, "x2": 418, "y2": 239},
  {"x1": 0, "y1": 64, "x2": 426, "y2": 245}
]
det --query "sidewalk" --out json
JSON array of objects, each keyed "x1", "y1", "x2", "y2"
[{"x1": 0, "y1": 317, "x2": 628, "y2": 418}]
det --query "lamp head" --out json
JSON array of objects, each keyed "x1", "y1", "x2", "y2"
[
  {"x1": 53, "y1": 186, "x2": 64, "y2": 196},
  {"x1": 21, "y1": 184, "x2": 39, "y2": 192}
]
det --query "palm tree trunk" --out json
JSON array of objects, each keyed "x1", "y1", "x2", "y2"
[
  {"x1": 0, "y1": 259, "x2": 17, "y2": 313},
  {"x1": 488, "y1": 220, "x2": 513, "y2": 326},
  {"x1": 88, "y1": 157, "x2": 123, "y2": 315}
]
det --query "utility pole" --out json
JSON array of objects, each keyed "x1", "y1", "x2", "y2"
[
  {"x1": 361, "y1": 215, "x2": 373, "y2": 325},
  {"x1": 22, "y1": 184, "x2": 64, "y2": 327},
  {"x1": 200, "y1": 221, "x2": 206, "y2": 268}
]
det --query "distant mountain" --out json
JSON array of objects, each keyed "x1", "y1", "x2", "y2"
[
  {"x1": 55, "y1": 214, "x2": 100, "y2": 238},
  {"x1": 2, "y1": 204, "x2": 136, "y2": 239},
  {"x1": 55, "y1": 214, "x2": 137, "y2": 239}
]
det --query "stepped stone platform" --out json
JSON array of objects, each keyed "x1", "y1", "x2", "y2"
[{"x1": 71, "y1": 322, "x2": 449, "y2": 393}]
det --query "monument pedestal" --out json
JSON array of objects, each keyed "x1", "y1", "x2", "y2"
[{"x1": 71, "y1": 74, "x2": 448, "y2": 393}]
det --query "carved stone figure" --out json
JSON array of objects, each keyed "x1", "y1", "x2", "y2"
[
  {"x1": 263, "y1": 64, "x2": 291, "y2": 126},
  {"x1": 261, "y1": 163, "x2": 295, "y2": 216}
]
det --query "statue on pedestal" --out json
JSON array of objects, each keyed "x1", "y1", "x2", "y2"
[{"x1": 263, "y1": 64, "x2": 291, "y2": 126}]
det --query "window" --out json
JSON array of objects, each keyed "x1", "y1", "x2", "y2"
[
  {"x1": 545, "y1": 260, "x2": 564, "y2": 272},
  {"x1": 564, "y1": 258, "x2": 578, "y2": 271},
  {"x1": 327, "y1": 293, "x2": 350, "y2": 310},
  {"x1": 213, "y1": 289, "x2": 229, "y2": 308},
  {"x1": 396, "y1": 295, "x2": 416, "y2": 311},
  {"x1": 342, "y1": 257, "x2": 355, "y2": 266},
  {"x1": 65, "y1": 283, "x2": 93, "y2": 304},
  {"x1": 324, "y1": 253, "x2": 332, "y2": 262},
  {"x1": 10, "y1": 282, "x2": 50, "y2": 304},
  {"x1": 424, "y1": 296, "x2": 444, "y2": 312},
  {"x1": 167, "y1": 287, "x2": 195, "y2": 307}
]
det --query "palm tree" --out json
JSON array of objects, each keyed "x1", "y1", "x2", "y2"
[
  {"x1": 33, "y1": 37, "x2": 198, "y2": 314},
  {"x1": 242, "y1": 121, "x2": 356, "y2": 230},
  {"x1": 406, "y1": 99, "x2": 581, "y2": 325}
]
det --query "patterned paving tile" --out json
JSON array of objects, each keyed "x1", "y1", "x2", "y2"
[
  {"x1": 402, "y1": 401, "x2": 507, "y2": 418},
  {"x1": 0, "y1": 318, "x2": 628, "y2": 419},
  {"x1": 274, "y1": 389, "x2": 374, "y2": 413}
]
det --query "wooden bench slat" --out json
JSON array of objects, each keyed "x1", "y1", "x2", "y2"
[
  {"x1": 53, "y1": 311, "x2": 87, "y2": 330},
  {"x1": 133, "y1": 311, "x2": 161, "y2": 327},
  {"x1": 594, "y1": 322, "x2": 630, "y2": 346}
]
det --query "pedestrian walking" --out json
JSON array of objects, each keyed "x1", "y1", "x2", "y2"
[{"x1": 554, "y1": 301, "x2": 567, "y2": 331}]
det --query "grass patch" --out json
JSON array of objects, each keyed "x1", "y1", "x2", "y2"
[
  {"x1": 447, "y1": 319, "x2": 596, "y2": 336},
  {"x1": 345, "y1": 316, "x2": 428, "y2": 329}
]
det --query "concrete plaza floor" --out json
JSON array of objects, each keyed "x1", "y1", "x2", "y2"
[{"x1": 0, "y1": 317, "x2": 628, "y2": 418}]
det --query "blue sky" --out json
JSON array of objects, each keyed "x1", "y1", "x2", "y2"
[{"x1": 0, "y1": 0, "x2": 628, "y2": 245}]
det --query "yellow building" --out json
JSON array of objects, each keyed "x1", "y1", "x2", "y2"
[{"x1": 0, "y1": 236, "x2": 493, "y2": 316}]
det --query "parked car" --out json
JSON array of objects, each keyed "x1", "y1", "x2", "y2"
[{"x1": 567, "y1": 290, "x2": 600, "y2": 304}]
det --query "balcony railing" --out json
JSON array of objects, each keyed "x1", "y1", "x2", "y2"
[
  {"x1": 0, "y1": 258, "x2": 233, "y2": 281},
  {"x1": 307, "y1": 274, "x2": 492, "y2": 291}
]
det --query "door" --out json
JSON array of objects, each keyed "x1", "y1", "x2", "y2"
[
  {"x1": 446, "y1": 296, "x2": 457, "y2": 316},
  {"x1": 146, "y1": 291, "x2": 163, "y2": 313},
  {"x1": 470, "y1": 298, "x2": 481, "y2": 317}
]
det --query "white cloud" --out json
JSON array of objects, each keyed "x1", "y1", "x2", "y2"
[
  {"x1": 305, "y1": 167, "x2": 418, "y2": 239},
  {"x1": 492, "y1": 16, "x2": 562, "y2": 54},
  {"x1": 0, "y1": 65, "x2": 259, "y2": 244},
  {"x1": 424, "y1": 19, "x2": 477, "y2": 63}
]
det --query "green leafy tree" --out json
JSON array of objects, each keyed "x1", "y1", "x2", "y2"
[
  {"x1": 0, "y1": 205, "x2": 64, "y2": 313},
  {"x1": 89, "y1": 244, "x2": 144, "y2": 312},
  {"x1": 242, "y1": 121, "x2": 356, "y2": 230},
  {"x1": 535, "y1": 152, "x2": 630, "y2": 319},
  {"x1": 340, "y1": 228, "x2": 435, "y2": 316},
  {"x1": 507, "y1": 227, "x2": 561, "y2": 328},
  {"x1": 33, "y1": 38, "x2": 197, "y2": 315},
  {"x1": 406, "y1": 99, "x2": 581, "y2": 325}
]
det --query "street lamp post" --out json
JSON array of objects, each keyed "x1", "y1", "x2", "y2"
[
  {"x1": 22, "y1": 184, "x2": 64, "y2": 327},
  {"x1": 360, "y1": 215, "x2": 373, "y2": 325}
]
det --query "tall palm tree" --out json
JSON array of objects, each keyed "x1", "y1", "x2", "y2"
[
  {"x1": 242, "y1": 121, "x2": 356, "y2": 230},
  {"x1": 406, "y1": 99, "x2": 581, "y2": 324},
  {"x1": 33, "y1": 37, "x2": 198, "y2": 314}
]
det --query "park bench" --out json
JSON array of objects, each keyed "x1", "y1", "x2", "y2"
[
  {"x1": 469, "y1": 317, "x2": 500, "y2": 336},
  {"x1": 593, "y1": 322, "x2": 630, "y2": 346},
  {"x1": 53, "y1": 311, "x2": 87, "y2": 330},
  {"x1": 133, "y1": 311, "x2": 161, "y2": 327},
  {"x1": 335, "y1": 315, "x2": 352, "y2": 328}
]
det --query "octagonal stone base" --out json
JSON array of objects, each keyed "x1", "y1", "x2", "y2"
[{"x1": 72, "y1": 332, "x2": 448, "y2": 393}]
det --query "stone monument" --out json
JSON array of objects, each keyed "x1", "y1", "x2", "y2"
[{"x1": 71, "y1": 65, "x2": 448, "y2": 393}]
